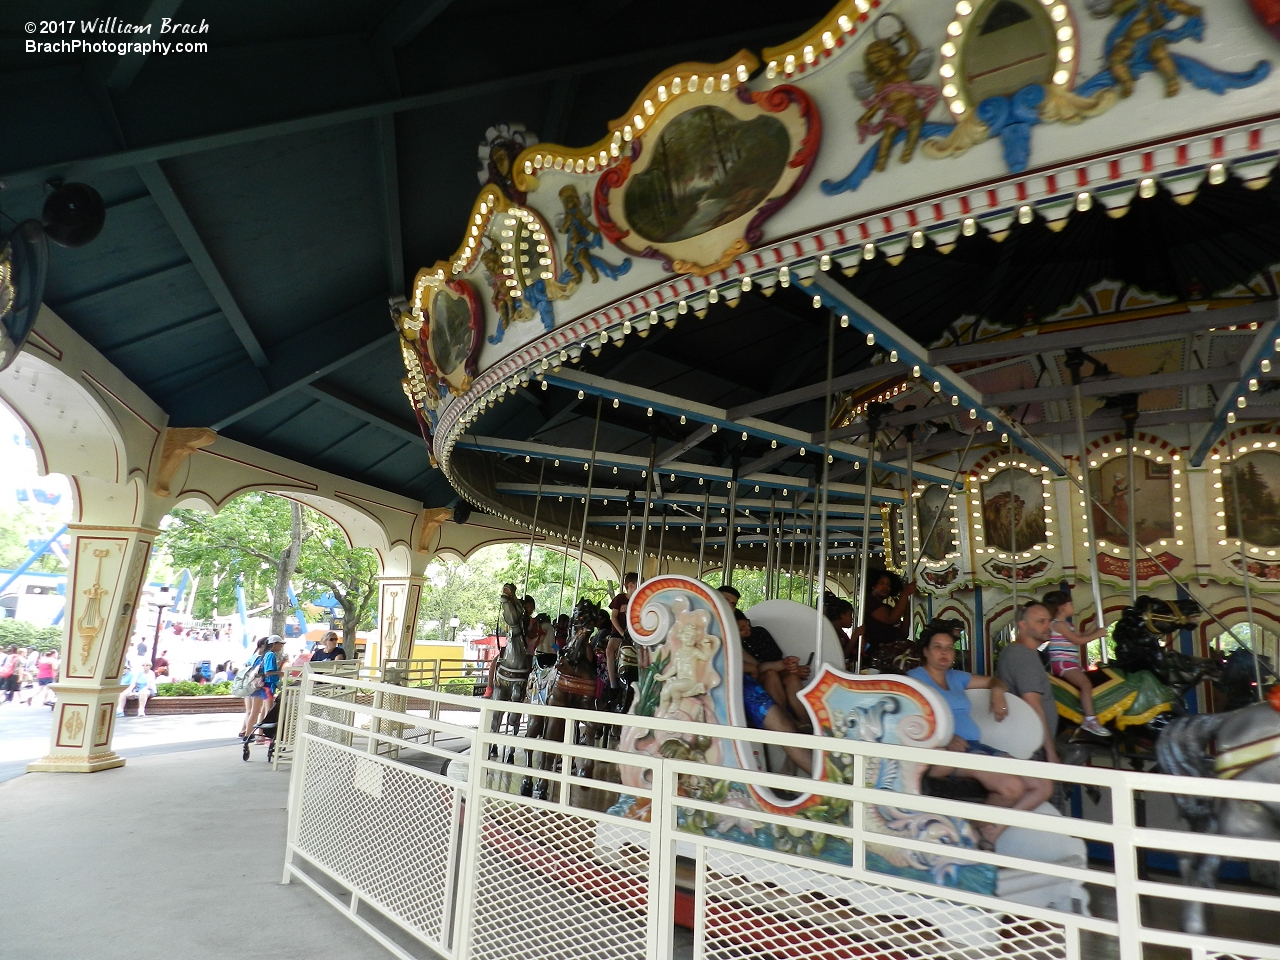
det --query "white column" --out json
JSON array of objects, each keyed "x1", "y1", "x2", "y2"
[{"x1": 28, "y1": 523, "x2": 156, "y2": 773}]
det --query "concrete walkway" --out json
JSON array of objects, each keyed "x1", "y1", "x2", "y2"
[
  {"x1": 0, "y1": 745, "x2": 392, "y2": 960},
  {"x1": 0, "y1": 703, "x2": 248, "y2": 782}
]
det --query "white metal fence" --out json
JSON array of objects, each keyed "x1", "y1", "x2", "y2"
[{"x1": 283, "y1": 672, "x2": 1280, "y2": 960}]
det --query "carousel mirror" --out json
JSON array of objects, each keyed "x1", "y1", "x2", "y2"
[{"x1": 961, "y1": 0, "x2": 1056, "y2": 105}]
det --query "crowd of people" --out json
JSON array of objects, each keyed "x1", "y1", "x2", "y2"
[{"x1": 0, "y1": 645, "x2": 59, "y2": 708}]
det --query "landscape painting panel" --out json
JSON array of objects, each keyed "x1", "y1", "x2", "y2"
[
  {"x1": 624, "y1": 105, "x2": 790, "y2": 245},
  {"x1": 1089, "y1": 457, "x2": 1174, "y2": 546},
  {"x1": 981, "y1": 468, "x2": 1046, "y2": 552},
  {"x1": 1225, "y1": 451, "x2": 1280, "y2": 547}
]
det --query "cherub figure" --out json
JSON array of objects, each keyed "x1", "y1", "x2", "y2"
[
  {"x1": 655, "y1": 599, "x2": 721, "y2": 720},
  {"x1": 557, "y1": 186, "x2": 631, "y2": 286},
  {"x1": 1083, "y1": 0, "x2": 1269, "y2": 100},
  {"x1": 1103, "y1": 0, "x2": 1204, "y2": 97},
  {"x1": 480, "y1": 242, "x2": 526, "y2": 345},
  {"x1": 851, "y1": 15, "x2": 938, "y2": 171}
]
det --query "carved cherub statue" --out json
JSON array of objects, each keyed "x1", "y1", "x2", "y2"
[
  {"x1": 655, "y1": 599, "x2": 721, "y2": 720},
  {"x1": 850, "y1": 14, "x2": 938, "y2": 171},
  {"x1": 1088, "y1": 0, "x2": 1205, "y2": 98}
]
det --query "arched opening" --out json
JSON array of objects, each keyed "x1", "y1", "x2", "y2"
[
  {"x1": 411, "y1": 541, "x2": 616, "y2": 663},
  {"x1": 153, "y1": 489, "x2": 391, "y2": 679}
]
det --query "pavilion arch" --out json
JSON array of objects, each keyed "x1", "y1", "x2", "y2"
[
  {"x1": 1199, "y1": 595, "x2": 1280, "y2": 660},
  {"x1": 0, "y1": 350, "x2": 134, "y2": 495},
  {"x1": 433, "y1": 534, "x2": 620, "y2": 584},
  {"x1": 430, "y1": 512, "x2": 624, "y2": 584},
  {"x1": 167, "y1": 487, "x2": 403, "y2": 575}
]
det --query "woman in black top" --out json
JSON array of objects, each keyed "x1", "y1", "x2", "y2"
[
  {"x1": 854, "y1": 570, "x2": 915, "y2": 670},
  {"x1": 734, "y1": 610, "x2": 810, "y2": 723},
  {"x1": 310, "y1": 631, "x2": 346, "y2": 662}
]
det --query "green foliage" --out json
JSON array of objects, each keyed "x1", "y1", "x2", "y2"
[
  {"x1": 701, "y1": 568, "x2": 821, "y2": 610},
  {"x1": 155, "y1": 680, "x2": 233, "y2": 697},
  {"x1": 0, "y1": 619, "x2": 62, "y2": 651},
  {"x1": 414, "y1": 543, "x2": 613, "y2": 641},
  {"x1": 442, "y1": 676, "x2": 478, "y2": 695},
  {"x1": 0, "y1": 505, "x2": 66, "y2": 575},
  {"x1": 158, "y1": 493, "x2": 379, "y2": 646}
]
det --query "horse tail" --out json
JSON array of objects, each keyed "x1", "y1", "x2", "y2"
[{"x1": 1156, "y1": 712, "x2": 1229, "y2": 827}]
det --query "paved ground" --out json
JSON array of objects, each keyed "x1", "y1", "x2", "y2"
[
  {"x1": 0, "y1": 700, "x2": 245, "y2": 782},
  {"x1": 0, "y1": 741, "x2": 395, "y2": 960}
]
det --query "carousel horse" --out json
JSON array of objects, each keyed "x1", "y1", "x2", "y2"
[
  {"x1": 521, "y1": 599, "x2": 607, "y2": 800},
  {"x1": 1056, "y1": 596, "x2": 1273, "y2": 753},
  {"x1": 1156, "y1": 687, "x2": 1280, "y2": 934},
  {"x1": 488, "y1": 584, "x2": 531, "y2": 761},
  {"x1": 1054, "y1": 596, "x2": 1206, "y2": 746}
]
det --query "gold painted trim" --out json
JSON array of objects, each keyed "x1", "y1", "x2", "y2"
[{"x1": 510, "y1": 52, "x2": 758, "y2": 195}]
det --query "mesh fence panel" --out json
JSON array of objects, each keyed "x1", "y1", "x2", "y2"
[
  {"x1": 295, "y1": 739, "x2": 459, "y2": 952},
  {"x1": 701, "y1": 847, "x2": 1067, "y2": 960},
  {"x1": 467, "y1": 796, "x2": 653, "y2": 960}
]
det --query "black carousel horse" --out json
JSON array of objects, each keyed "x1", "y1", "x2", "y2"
[
  {"x1": 1059, "y1": 596, "x2": 1274, "y2": 762},
  {"x1": 522, "y1": 599, "x2": 607, "y2": 800}
]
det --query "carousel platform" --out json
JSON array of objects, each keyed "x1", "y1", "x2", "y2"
[{"x1": 0, "y1": 746, "x2": 397, "y2": 960}]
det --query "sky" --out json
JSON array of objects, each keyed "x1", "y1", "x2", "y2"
[{"x1": 0, "y1": 403, "x2": 73, "y2": 527}]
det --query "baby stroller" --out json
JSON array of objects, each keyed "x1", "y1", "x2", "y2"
[{"x1": 242, "y1": 697, "x2": 280, "y2": 761}]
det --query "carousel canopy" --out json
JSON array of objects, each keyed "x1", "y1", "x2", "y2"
[{"x1": 0, "y1": 0, "x2": 835, "y2": 506}]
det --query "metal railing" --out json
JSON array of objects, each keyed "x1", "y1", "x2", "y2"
[
  {"x1": 382, "y1": 657, "x2": 490, "y2": 694},
  {"x1": 272, "y1": 659, "x2": 366, "y2": 768},
  {"x1": 283, "y1": 671, "x2": 1280, "y2": 960}
]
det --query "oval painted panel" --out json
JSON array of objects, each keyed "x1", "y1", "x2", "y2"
[
  {"x1": 919, "y1": 485, "x2": 958, "y2": 561},
  {"x1": 429, "y1": 288, "x2": 476, "y2": 377},
  {"x1": 1088, "y1": 456, "x2": 1174, "y2": 547},
  {"x1": 962, "y1": 0, "x2": 1056, "y2": 105},
  {"x1": 623, "y1": 105, "x2": 790, "y2": 245},
  {"x1": 980, "y1": 468, "x2": 1047, "y2": 552}
]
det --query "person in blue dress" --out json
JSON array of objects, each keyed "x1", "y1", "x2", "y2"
[{"x1": 907, "y1": 623, "x2": 1052, "y2": 845}]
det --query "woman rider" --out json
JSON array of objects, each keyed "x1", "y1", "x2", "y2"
[
  {"x1": 908, "y1": 623, "x2": 1052, "y2": 846},
  {"x1": 852, "y1": 570, "x2": 915, "y2": 669}
]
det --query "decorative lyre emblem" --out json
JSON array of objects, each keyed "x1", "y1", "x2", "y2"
[
  {"x1": 383, "y1": 589, "x2": 400, "y2": 648},
  {"x1": 76, "y1": 548, "x2": 112, "y2": 664}
]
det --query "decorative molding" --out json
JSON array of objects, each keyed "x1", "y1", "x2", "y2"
[{"x1": 152, "y1": 426, "x2": 217, "y2": 497}]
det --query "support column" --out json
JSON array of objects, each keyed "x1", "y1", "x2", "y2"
[
  {"x1": 29, "y1": 523, "x2": 157, "y2": 773},
  {"x1": 377, "y1": 574, "x2": 429, "y2": 665}
]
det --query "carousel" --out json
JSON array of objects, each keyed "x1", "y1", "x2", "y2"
[{"x1": 301, "y1": 1, "x2": 1280, "y2": 957}]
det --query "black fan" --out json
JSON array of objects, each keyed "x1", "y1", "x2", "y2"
[{"x1": 42, "y1": 181, "x2": 106, "y2": 248}]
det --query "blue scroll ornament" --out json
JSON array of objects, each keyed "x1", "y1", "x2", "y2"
[
  {"x1": 1075, "y1": 9, "x2": 1270, "y2": 99},
  {"x1": 821, "y1": 122, "x2": 955, "y2": 195},
  {"x1": 976, "y1": 83, "x2": 1046, "y2": 175},
  {"x1": 558, "y1": 229, "x2": 631, "y2": 289}
]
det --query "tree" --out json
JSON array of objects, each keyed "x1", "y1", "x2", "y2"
[
  {"x1": 0, "y1": 504, "x2": 66, "y2": 574},
  {"x1": 159, "y1": 493, "x2": 380, "y2": 646},
  {"x1": 497, "y1": 543, "x2": 613, "y2": 620},
  {"x1": 298, "y1": 519, "x2": 379, "y2": 655}
]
